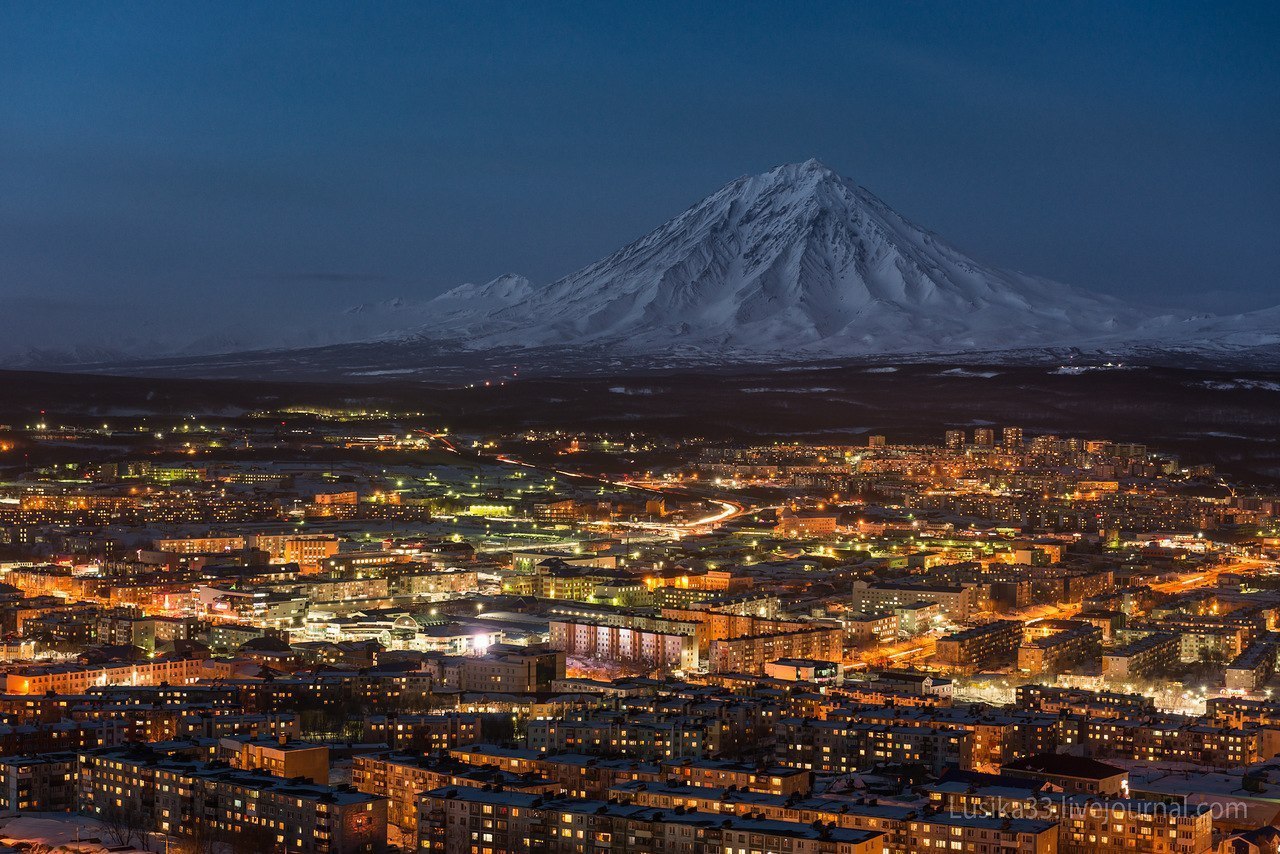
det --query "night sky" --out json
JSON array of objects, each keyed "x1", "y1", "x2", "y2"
[{"x1": 3, "y1": 1, "x2": 1278, "y2": 352}]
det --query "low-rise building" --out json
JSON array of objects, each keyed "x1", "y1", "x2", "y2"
[{"x1": 1002, "y1": 753, "x2": 1128, "y2": 796}]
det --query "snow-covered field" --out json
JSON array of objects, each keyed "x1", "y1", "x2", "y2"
[{"x1": 0, "y1": 814, "x2": 158, "y2": 854}]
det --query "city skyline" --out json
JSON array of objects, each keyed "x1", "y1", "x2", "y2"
[{"x1": 3, "y1": 6, "x2": 1280, "y2": 854}]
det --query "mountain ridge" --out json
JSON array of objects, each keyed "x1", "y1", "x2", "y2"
[{"x1": 10, "y1": 160, "x2": 1278, "y2": 371}]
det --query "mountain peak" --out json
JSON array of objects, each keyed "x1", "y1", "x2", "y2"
[
  {"x1": 751, "y1": 158, "x2": 845, "y2": 193},
  {"x1": 780, "y1": 157, "x2": 836, "y2": 176}
]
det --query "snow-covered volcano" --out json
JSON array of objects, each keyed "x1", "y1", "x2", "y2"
[
  {"x1": 411, "y1": 159, "x2": 1141, "y2": 355},
  {"x1": 14, "y1": 160, "x2": 1278, "y2": 373}
]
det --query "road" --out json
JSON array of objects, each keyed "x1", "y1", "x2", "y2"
[
  {"x1": 418, "y1": 430, "x2": 750, "y2": 535},
  {"x1": 1148, "y1": 557, "x2": 1272, "y2": 594}
]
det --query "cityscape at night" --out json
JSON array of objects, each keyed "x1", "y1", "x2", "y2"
[{"x1": 2, "y1": 3, "x2": 1280, "y2": 854}]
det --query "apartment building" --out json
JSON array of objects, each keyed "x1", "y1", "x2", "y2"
[
  {"x1": 926, "y1": 777, "x2": 1212, "y2": 854},
  {"x1": 1225, "y1": 633, "x2": 1279, "y2": 692},
  {"x1": 1002, "y1": 754, "x2": 1129, "y2": 796},
  {"x1": 907, "y1": 813, "x2": 1058, "y2": 854},
  {"x1": 549, "y1": 615, "x2": 699, "y2": 671},
  {"x1": 457, "y1": 644, "x2": 565, "y2": 693},
  {"x1": 1018, "y1": 624, "x2": 1103, "y2": 675},
  {"x1": 1050, "y1": 796, "x2": 1213, "y2": 854},
  {"x1": 708, "y1": 626, "x2": 843, "y2": 675},
  {"x1": 658, "y1": 758, "x2": 813, "y2": 796},
  {"x1": 4, "y1": 656, "x2": 206, "y2": 694},
  {"x1": 612, "y1": 781, "x2": 913, "y2": 853},
  {"x1": 352, "y1": 752, "x2": 559, "y2": 837},
  {"x1": 1102, "y1": 633, "x2": 1180, "y2": 680},
  {"x1": 842, "y1": 611, "x2": 899, "y2": 646},
  {"x1": 78, "y1": 745, "x2": 386, "y2": 854},
  {"x1": 417, "y1": 787, "x2": 885, "y2": 854},
  {"x1": 0, "y1": 752, "x2": 77, "y2": 814},
  {"x1": 221, "y1": 735, "x2": 329, "y2": 784},
  {"x1": 153, "y1": 536, "x2": 246, "y2": 554},
  {"x1": 936, "y1": 620, "x2": 1022, "y2": 668},
  {"x1": 388, "y1": 569, "x2": 478, "y2": 600},
  {"x1": 1017, "y1": 685, "x2": 1155, "y2": 720},
  {"x1": 852, "y1": 706, "x2": 1060, "y2": 769},
  {"x1": 851, "y1": 579, "x2": 978, "y2": 621},
  {"x1": 526, "y1": 713, "x2": 721, "y2": 759},
  {"x1": 362, "y1": 713, "x2": 482, "y2": 751},
  {"x1": 249, "y1": 534, "x2": 340, "y2": 572},
  {"x1": 446, "y1": 745, "x2": 661, "y2": 799},
  {"x1": 777, "y1": 718, "x2": 971, "y2": 775}
]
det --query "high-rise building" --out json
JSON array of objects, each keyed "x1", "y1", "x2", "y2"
[
  {"x1": 944, "y1": 429, "x2": 965, "y2": 448},
  {"x1": 867, "y1": 434, "x2": 886, "y2": 448},
  {"x1": 1030, "y1": 434, "x2": 1060, "y2": 454},
  {"x1": 1002, "y1": 426, "x2": 1024, "y2": 448},
  {"x1": 974, "y1": 427, "x2": 995, "y2": 447}
]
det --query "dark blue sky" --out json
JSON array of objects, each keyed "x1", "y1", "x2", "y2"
[{"x1": 2, "y1": 1, "x2": 1278, "y2": 350}]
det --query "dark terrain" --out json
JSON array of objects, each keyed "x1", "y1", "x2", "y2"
[{"x1": 2, "y1": 361, "x2": 1278, "y2": 483}]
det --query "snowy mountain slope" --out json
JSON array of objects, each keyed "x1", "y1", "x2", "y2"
[
  {"x1": 336, "y1": 275, "x2": 534, "y2": 339},
  {"x1": 418, "y1": 274, "x2": 534, "y2": 323},
  {"x1": 10, "y1": 160, "x2": 1278, "y2": 371},
  {"x1": 408, "y1": 160, "x2": 1143, "y2": 355},
  {"x1": 1131, "y1": 305, "x2": 1280, "y2": 353}
]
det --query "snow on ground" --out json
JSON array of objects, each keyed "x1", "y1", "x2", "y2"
[
  {"x1": 1199, "y1": 378, "x2": 1280, "y2": 391},
  {"x1": 0, "y1": 814, "x2": 122, "y2": 852}
]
